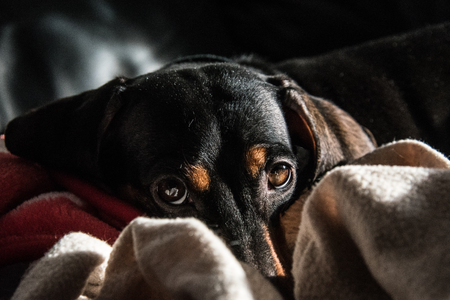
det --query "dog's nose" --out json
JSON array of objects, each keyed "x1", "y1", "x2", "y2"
[
  {"x1": 225, "y1": 223, "x2": 286, "y2": 279},
  {"x1": 205, "y1": 181, "x2": 287, "y2": 277},
  {"x1": 207, "y1": 220, "x2": 285, "y2": 277}
]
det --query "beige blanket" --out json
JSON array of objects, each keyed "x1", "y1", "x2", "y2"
[{"x1": 12, "y1": 140, "x2": 450, "y2": 300}]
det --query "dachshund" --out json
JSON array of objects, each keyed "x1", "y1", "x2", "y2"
[{"x1": 5, "y1": 22, "x2": 450, "y2": 296}]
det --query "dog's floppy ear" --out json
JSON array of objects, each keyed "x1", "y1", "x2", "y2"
[
  {"x1": 5, "y1": 77, "x2": 128, "y2": 182},
  {"x1": 268, "y1": 75, "x2": 376, "y2": 180}
]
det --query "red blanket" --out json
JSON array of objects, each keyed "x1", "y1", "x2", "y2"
[{"x1": 0, "y1": 152, "x2": 144, "y2": 267}]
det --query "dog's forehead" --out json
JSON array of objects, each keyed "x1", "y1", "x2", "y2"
[
  {"x1": 134, "y1": 63, "x2": 287, "y2": 139},
  {"x1": 134, "y1": 62, "x2": 267, "y2": 90},
  {"x1": 131, "y1": 62, "x2": 287, "y2": 131},
  {"x1": 121, "y1": 63, "x2": 292, "y2": 164}
]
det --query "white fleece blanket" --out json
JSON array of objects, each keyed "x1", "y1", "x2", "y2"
[{"x1": 12, "y1": 140, "x2": 450, "y2": 300}]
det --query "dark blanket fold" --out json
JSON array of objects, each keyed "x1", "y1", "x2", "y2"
[{"x1": 0, "y1": 151, "x2": 143, "y2": 267}]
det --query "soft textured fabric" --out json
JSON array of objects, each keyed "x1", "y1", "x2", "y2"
[
  {"x1": 293, "y1": 140, "x2": 450, "y2": 299},
  {"x1": 0, "y1": 151, "x2": 143, "y2": 267},
  {"x1": 12, "y1": 219, "x2": 283, "y2": 300},
  {"x1": 5, "y1": 139, "x2": 450, "y2": 299}
]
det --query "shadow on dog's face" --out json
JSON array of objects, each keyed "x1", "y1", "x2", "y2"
[{"x1": 5, "y1": 57, "x2": 375, "y2": 283}]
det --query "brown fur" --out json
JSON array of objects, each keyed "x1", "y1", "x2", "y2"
[
  {"x1": 246, "y1": 146, "x2": 267, "y2": 177},
  {"x1": 185, "y1": 164, "x2": 210, "y2": 192}
]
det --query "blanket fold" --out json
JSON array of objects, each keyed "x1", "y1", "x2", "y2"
[
  {"x1": 11, "y1": 232, "x2": 111, "y2": 300},
  {"x1": 12, "y1": 218, "x2": 283, "y2": 300},
  {"x1": 0, "y1": 152, "x2": 142, "y2": 267},
  {"x1": 292, "y1": 140, "x2": 450, "y2": 299}
]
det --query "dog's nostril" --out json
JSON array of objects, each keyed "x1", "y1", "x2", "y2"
[
  {"x1": 208, "y1": 224, "x2": 220, "y2": 231},
  {"x1": 229, "y1": 240, "x2": 241, "y2": 246},
  {"x1": 206, "y1": 224, "x2": 241, "y2": 247},
  {"x1": 208, "y1": 224, "x2": 224, "y2": 235},
  {"x1": 205, "y1": 223, "x2": 242, "y2": 248}
]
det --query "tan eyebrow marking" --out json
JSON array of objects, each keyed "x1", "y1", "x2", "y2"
[
  {"x1": 186, "y1": 164, "x2": 210, "y2": 192},
  {"x1": 246, "y1": 146, "x2": 267, "y2": 177}
]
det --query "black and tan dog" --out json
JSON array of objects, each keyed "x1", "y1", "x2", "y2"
[
  {"x1": 4, "y1": 55, "x2": 375, "y2": 283},
  {"x1": 5, "y1": 22, "x2": 450, "y2": 295}
]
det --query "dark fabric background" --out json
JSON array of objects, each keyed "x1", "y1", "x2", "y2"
[{"x1": 1, "y1": 0, "x2": 450, "y2": 132}]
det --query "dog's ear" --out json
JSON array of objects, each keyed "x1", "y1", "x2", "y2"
[
  {"x1": 268, "y1": 75, "x2": 376, "y2": 181},
  {"x1": 5, "y1": 77, "x2": 128, "y2": 182}
]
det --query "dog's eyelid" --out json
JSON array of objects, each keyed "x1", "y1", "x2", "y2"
[
  {"x1": 264, "y1": 157, "x2": 294, "y2": 172},
  {"x1": 264, "y1": 149, "x2": 298, "y2": 169}
]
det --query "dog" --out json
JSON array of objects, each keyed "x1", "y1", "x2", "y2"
[
  {"x1": 5, "y1": 22, "x2": 450, "y2": 296},
  {"x1": 4, "y1": 54, "x2": 375, "y2": 287}
]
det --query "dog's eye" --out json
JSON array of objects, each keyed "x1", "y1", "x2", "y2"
[
  {"x1": 268, "y1": 163, "x2": 292, "y2": 189},
  {"x1": 156, "y1": 177, "x2": 188, "y2": 205}
]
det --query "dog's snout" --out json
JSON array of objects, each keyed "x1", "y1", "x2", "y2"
[{"x1": 216, "y1": 217, "x2": 286, "y2": 278}]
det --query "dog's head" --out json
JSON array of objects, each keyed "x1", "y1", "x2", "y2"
[{"x1": 5, "y1": 55, "x2": 375, "y2": 281}]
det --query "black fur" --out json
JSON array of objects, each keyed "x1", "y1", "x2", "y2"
[
  {"x1": 7, "y1": 22, "x2": 450, "y2": 297},
  {"x1": 277, "y1": 22, "x2": 450, "y2": 154},
  {"x1": 5, "y1": 60, "x2": 374, "y2": 299}
]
